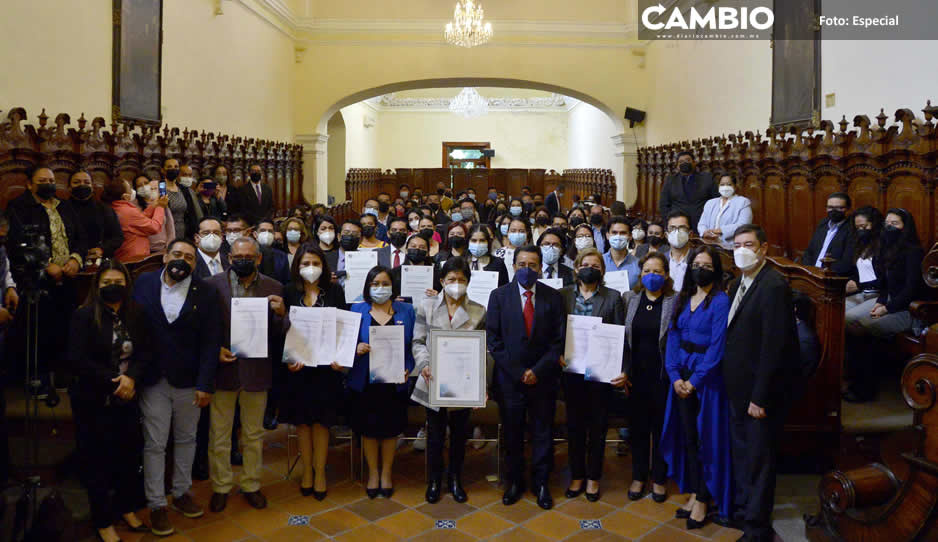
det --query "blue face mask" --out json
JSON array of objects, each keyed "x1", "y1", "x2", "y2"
[
  {"x1": 286, "y1": 230, "x2": 302, "y2": 243},
  {"x1": 468, "y1": 242, "x2": 488, "y2": 258},
  {"x1": 540, "y1": 245, "x2": 561, "y2": 266},
  {"x1": 609, "y1": 235, "x2": 629, "y2": 251},
  {"x1": 641, "y1": 273, "x2": 665, "y2": 292},
  {"x1": 508, "y1": 232, "x2": 527, "y2": 247},
  {"x1": 500, "y1": 224, "x2": 509, "y2": 236},
  {"x1": 451, "y1": 211, "x2": 463, "y2": 222},
  {"x1": 509, "y1": 206, "x2": 522, "y2": 216},
  {"x1": 369, "y1": 286, "x2": 393, "y2": 304},
  {"x1": 515, "y1": 266, "x2": 539, "y2": 289},
  {"x1": 363, "y1": 208, "x2": 378, "y2": 217}
]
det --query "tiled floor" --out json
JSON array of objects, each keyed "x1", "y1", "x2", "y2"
[{"x1": 73, "y1": 425, "x2": 819, "y2": 541}]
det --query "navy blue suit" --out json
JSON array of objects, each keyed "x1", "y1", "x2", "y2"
[
  {"x1": 486, "y1": 280, "x2": 566, "y2": 487},
  {"x1": 132, "y1": 269, "x2": 221, "y2": 393},
  {"x1": 260, "y1": 246, "x2": 290, "y2": 285}
]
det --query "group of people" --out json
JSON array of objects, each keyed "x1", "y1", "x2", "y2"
[{"x1": 0, "y1": 152, "x2": 922, "y2": 542}]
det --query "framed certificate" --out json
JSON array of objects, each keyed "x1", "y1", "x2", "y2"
[{"x1": 429, "y1": 330, "x2": 487, "y2": 408}]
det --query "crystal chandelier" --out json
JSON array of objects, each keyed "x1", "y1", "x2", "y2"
[
  {"x1": 444, "y1": 0, "x2": 493, "y2": 48},
  {"x1": 449, "y1": 88, "x2": 489, "y2": 118}
]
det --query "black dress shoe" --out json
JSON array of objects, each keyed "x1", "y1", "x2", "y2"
[
  {"x1": 686, "y1": 504, "x2": 710, "y2": 530},
  {"x1": 210, "y1": 492, "x2": 228, "y2": 513},
  {"x1": 675, "y1": 507, "x2": 692, "y2": 519},
  {"x1": 565, "y1": 486, "x2": 585, "y2": 499},
  {"x1": 502, "y1": 483, "x2": 524, "y2": 506},
  {"x1": 300, "y1": 485, "x2": 314, "y2": 497},
  {"x1": 448, "y1": 476, "x2": 467, "y2": 503},
  {"x1": 652, "y1": 490, "x2": 668, "y2": 503},
  {"x1": 366, "y1": 487, "x2": 379, "y2": 499},
  {"x1": 313, "y1": 490, "x2": 327, "y2": 501},
  {"x1": 627, "y1": 483, "x2": 644, "y2": 501},
  {"x1": 585, "y1": 489, "x2": 601, "y2": 502},
  {"x1": 426, "y1": 480, "x2": 442, "y2": 503},
  {"x1": 536, "y1": 485, "x2": 553, "y2": 510}
]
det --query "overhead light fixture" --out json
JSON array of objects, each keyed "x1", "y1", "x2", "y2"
[
  {"x1": 449, "y1": 88, "x2": 489, "y2": 118},
  {"x1": 444, "y1": 0, "x2": 493, "y2": 48}
]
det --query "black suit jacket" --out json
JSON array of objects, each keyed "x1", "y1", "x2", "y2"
[
  {"x1": 722, "y1": 265, "x2": 799, "y2": 413},
  {"x1": 486, "y1": 280, "x2": 566, "y2": 384},
  {"x1": 657, "y1": 171, "x2": 717, "y2": 229},
  {"x1": 194, "y1": 249, "x2": 230, "y2": 281},
  {"x1": 237, "y1": 181, "x2": 274, "y2": 224},
  {"x1": 543, "y1": 262, "x2": 575, "y2": 287},
  {"x1": 800, "y1": 219, "x2": 854, "y2": 274},
  {"x1": 544, "y1": 191, "x2": 561, "y2": 217}
]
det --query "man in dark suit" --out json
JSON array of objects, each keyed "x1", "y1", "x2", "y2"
[
  {"x1": 723, "y1": 224, "x2": 799, "y2": 542},
  {"x1": 486, "y1": 245, "x2": 566, "y2": 510},
  {"x1": 799, "y1": 192, "x2": 853, "y2": 274},
  {"x1": 657, "y1": 151, "x2": 718, "y2": 230},
  {"x1": 236, "y1": 164, "x2": 273, "y2": 225},
  {"x1": 133, "y1": 238, "x2": 220, "y2": 537},
  {"x1": 537, "y1": 228, "x2": 574, "y2": 286},
  {"x1": 204, "y1": 236, "x2": 285, "y2": 513},
  {"x1": 544, "y1": 183, "x2": 564, "y2": 217},
  {"x1": 193, "y1": 216, "x2": 229, "y2": 281}
]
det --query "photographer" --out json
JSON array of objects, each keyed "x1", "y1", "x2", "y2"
[{"x1": 7, "y1": 166, "x2": 87, "y2": 396}]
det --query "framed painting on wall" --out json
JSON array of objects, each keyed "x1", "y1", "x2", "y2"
[
  {"x1": 112, "y1": 0, "x2": 163, "y2": 126},
  {"x1": 771, "y1": 0, "x2": 821, "y2": 130}
]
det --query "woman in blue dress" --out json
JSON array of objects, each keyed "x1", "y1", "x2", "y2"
[
  {"x1": 660, "y1": 245, "x2": 733, "y2": 531},
  {"x1": 348, "y1": 265, "x2": 416, "y2": 499}
]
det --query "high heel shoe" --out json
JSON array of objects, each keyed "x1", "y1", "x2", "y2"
[
  {"x1": 652, "y1": 490, "x2": 668, "y2": 504},
  {"x1": 300, "y1": 485, "x2": 315, "y2": 497},
  {"x1": 313, "y1": 490, "x2": 327, "y2": 501},
  {"x1": 378, "y1": 481, "x2": 394, "y2": 498},
  {"x1": 627, "y1": 482, "x2": 644, "y2": 501},
  {"x1": 366, "y1": 485, "x2": 379, "y2": 499},
  {"x1": 585, "y1": 489, "x2": 601, "y2": 502},
  {"x1": 686, "y1": 504, "x2": 710, "y2": 530},
  {"x1": 564, "y1": 485, "x2": 585, "y2": 499},
  {"x1": 675, "y1": 507, "x2": 692, "y2": 519}
]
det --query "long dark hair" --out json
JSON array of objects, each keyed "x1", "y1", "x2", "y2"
[
  {"x1": 290, "y1": 242, "x2": 332, "y2": 292},
  {"x1": 86, "y1": 259, "x2": 134, "y2": 329},
  {"x1": 851, "y1": 206, "x2": 883, "y2": 261},
  {"x1": 882, "y1": 208, "x2": 920, "y2": 265},
  {"x1": 672, "y1": 245, "x2": 725, "y2": 329}
]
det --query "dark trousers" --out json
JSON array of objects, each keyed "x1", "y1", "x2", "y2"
[
  {"x1": 729, "y1": 400, "x2": 782, "y2": 542},
  {"x1": 674, "y1": 392, "x2": 710, "y2": 501},
  {"x1": 495, "y1": 369, "x2": 556, "y2": 488},
  {"x1": 267, "y1": 360, "x2": 287, "y2": 417},
  {"x1": 426, "y1": 407, "x2": 471, "y2": 481},
  {"x1": 72, "y1": 397, "x2": 141, "y2": 529},
  {"x1": 562, "y1": 373, "x2": 609, "y2": 481},
  {"x1": 629, "y1": 368, "x2": 668, "y2": 485}
]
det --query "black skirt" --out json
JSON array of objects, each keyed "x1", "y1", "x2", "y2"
[
  {"x1": 350, "y1": 383, "x2": 408, "y2": 439},
  {"x1": 279, "y1": 365, "x2": 344, "y2": 428}
]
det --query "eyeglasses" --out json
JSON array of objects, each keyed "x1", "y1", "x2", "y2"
[{"x1": 667, "y1": 226, "x2": 690, "y2": 233}]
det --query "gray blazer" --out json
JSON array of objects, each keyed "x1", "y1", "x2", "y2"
[
  {"x1": 622, "y1": 290, "x2": 677, "y2": 375},
  {"x1": 410, "y1": 292, "x2": 491, "y2": 409},
  {"x1": 559, "y1": 284, "x2": 628, "y2": 373}
]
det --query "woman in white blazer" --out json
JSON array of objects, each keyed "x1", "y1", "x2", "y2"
[{"x1": 697, "y1": 173, "x2": 753, "y2": 243}]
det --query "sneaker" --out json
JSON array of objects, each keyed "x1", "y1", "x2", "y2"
[
  {"x1": 168, "y1": 493, "x2": 204, "y2": 518},
  {"x1": 413, "y1": 428, "x2": 427, "y2": 451},
  {"x1": 471, "y1": 426, "x2": 486, "y2": 450},
  {"x1": 149, "y1": 507, "x2": 174, "y2": 537}
]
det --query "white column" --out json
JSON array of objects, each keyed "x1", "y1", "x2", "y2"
[
  {"x1": 296, "y1": 133, "x2": 329, "y2": 204},
  {"x1": 612, "y1": 131, "x2": 643, "y2": 207}
]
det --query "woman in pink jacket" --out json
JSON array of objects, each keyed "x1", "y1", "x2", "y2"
[{"x1": 103, "y1": 179, "x2": 169, "y2": 263}]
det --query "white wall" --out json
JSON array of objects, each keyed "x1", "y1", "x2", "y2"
[
  {"x1": 822, "y1": 41, "x2": 938, "y2": 123},
  {"x1": 567, "y1": 101, "x2": 619, "y2": 172},
  {"x1": 375, "y1": 111, "x2": 568, "y2": 171},
  {"x1": 340, "y1": 102, "x2": 380, "y2": 168},
  {"x1": 326, "y1": 112, "x2": 346, "y2": 203}
]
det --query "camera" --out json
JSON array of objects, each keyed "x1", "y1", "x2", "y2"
[{"x1": 10, "y1": 224, "x2": 51, "y2": 293}]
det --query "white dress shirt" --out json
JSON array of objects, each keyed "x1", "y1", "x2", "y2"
[
  {"x1": 390, "y1": 246, "x2": 405, "y2": 268},
  {"x1": 670, "y1": 252, "x2": 688, "y2": 291},
  {"x1": 518, "y1": 281, "x2": 536, "y2": 310},
  {"x1": 198, "y1": 249, "x2": 224, "y2": 276},
  {"x1": 160, "y1": 268, "x2": 191, "y2": 323},
  {"x1": 815, "y1": 220, "x2": 844, "y2": 268}
]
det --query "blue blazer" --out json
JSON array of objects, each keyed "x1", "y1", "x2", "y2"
[
  {"x1": 132, "y1": 269, "x2": 221, "y2": 393},
  {"x1": 696, "y1": 195, "x2": 753, "y2": 242},
  {"x1": 486, "y1": 280, "x2": 566, "y2": 384},
  {"x1": 347, "y1": 301, "x2": 416, "y2": 392}
]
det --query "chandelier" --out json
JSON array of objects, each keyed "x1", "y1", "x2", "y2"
[
  {"x1": 449, "y1": 88, "x2": 489, "y2": 118},
  {"x1": 444, "y1": 0, "x2": 493, "y2": 48}
]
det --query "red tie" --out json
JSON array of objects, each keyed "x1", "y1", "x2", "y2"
[
  {"x1": 393, "y1": 250, "x2": 401, "y2": 268},
  {"x1": 523, "y1": 291, "x2": 534, "y2": 337}
]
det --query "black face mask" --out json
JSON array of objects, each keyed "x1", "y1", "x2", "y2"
[
  {"x1": 648, "y1": 235, "x2": 665, "y2": 247},
  {"x1": 679, "y1": 162, "x2": 693, "y2": 174},
  {"x1": 231, "y1": 258, "x2": 256, "y2": 278},
  {"x1": 429, "y1": 203, "x2": 439, "y2": 211},
  {"x1": 589, "y1": 214, "x2": 604, "y2": 226},
  {"x1": 407, "y1": 248, "x2": 427, "y2": 263},
  {"x1": 378, "y1": 202, "x2": 390, "y2": 213},
  {"x1": 99, "y1": 284, "x2": 126, "y2": 303},
  {"x1": 535, "y1": 216, "x2": 550, "y2": 226},
  {"x1": 388, "y1": 231, "x2": 407, "y2": 248},
  {"x1": 250, "y1": 172, "x2": 262, "y2": 183},
  {"x1": 361, "y1": 226, "x2": 376, "y2": 239},
  {"x1": 828, "y1": 210, "x2": 846, "y2": 224},
  {"x1": 166, "y1": 259, "x2": 192, "y2": 281},
  {"x1": 340, "y1": 235, "x2": 360, "y2": 251},
  {"x1": 164, "y1": 168, "x2": 180, "y2": 181},
  {"x1": 691, "y1": 267, "x2": 717, "y2": 287},
  {"x1": 449, "y1": 237, "x2": 468, "y2": 251},
  {"x1": 523, "y1": 202, "x2": 534, "y2": 213},
  {"x1": 576, "y1": 267, "x2": 602, "y2": 284},
  {"x1": 437, "y1": 188, "x2": 446, "y2": 196},
  {"x1": 856, "y1": 228, "x2": 873, "y2": 244},
  {"x1": 881, "y1": 225, "x2": 902, "y2": 244},
  {"x1": 71, "y1": 185, "x2": 93, "y2": 200},
  {"x1": 418, "y1": 228, "x2": 435, "y2": 241},
  {"x1": 570, "y1": 217, "x2": 585, "y2": 227},
  {"x1": 35, "y1": 183, "x2": 58, "y2": 200}
]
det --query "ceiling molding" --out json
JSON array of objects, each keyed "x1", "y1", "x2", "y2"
[
  {"x1": 296, "y1": 19, "x2": 636, "y2": 38},
  {"x1": 363, "y1": 93, "x2": 580, "y2": 113}
]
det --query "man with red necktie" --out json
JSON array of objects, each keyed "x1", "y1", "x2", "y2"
[{"x1": 235, "y1": 164, "x2": 273, "y2": 225}]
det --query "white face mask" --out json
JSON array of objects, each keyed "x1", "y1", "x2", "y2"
[
  {"x1": 667, "y1": 229, "x2": 689, "y2": 249},
  {"x1": 199, "y1": 233, "x2": 221, "y2": 253},
  {"x1": 286, "y1": 230, "x2": 302, "y2": 243},
  {"x1": 369, "y1": 286, "x2": 393, "y2": 304},
  {"x1": 632, "y1": 228, "x2": 645, "y2": 241},
  {"x1": 179, "y1": 176, "x2": 194, "y2": 188},
  {"x1": 126, "y1": 189, "x2": 137, "y2": 202},
  {"x1": 319, "y1": 231, "x2": 335, "y2": 245},
  {"x1": 400, "y1": 191, "x2": 409, "y2": 199},
  {"x1": 136, "y1": 185, "x2": 150, "y2": 200},
  {"x1": 225, "y1": 233, "x2": 241, "y2": 247},
  {"x1": 734, "y1": 247, "x2": 760, "y2": 270},
  {"x1": 256, "y1": 231, "x2": 274, "y2": 246},
  {"x1": 299, "y1": 265, "x2": 323, "y2": 284},
  {"x1": 409, "y1": 220, "x2": 420, "y2": 231},
  {"x1": 444, "y1": 283, "x2": 467, "y2": 300},
  {"x1": 719, "y1": 185, "x2": 735, "y2": 198},
  {"x1": 574, "y1": 237, "x2": 593, "y2": 251}
]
